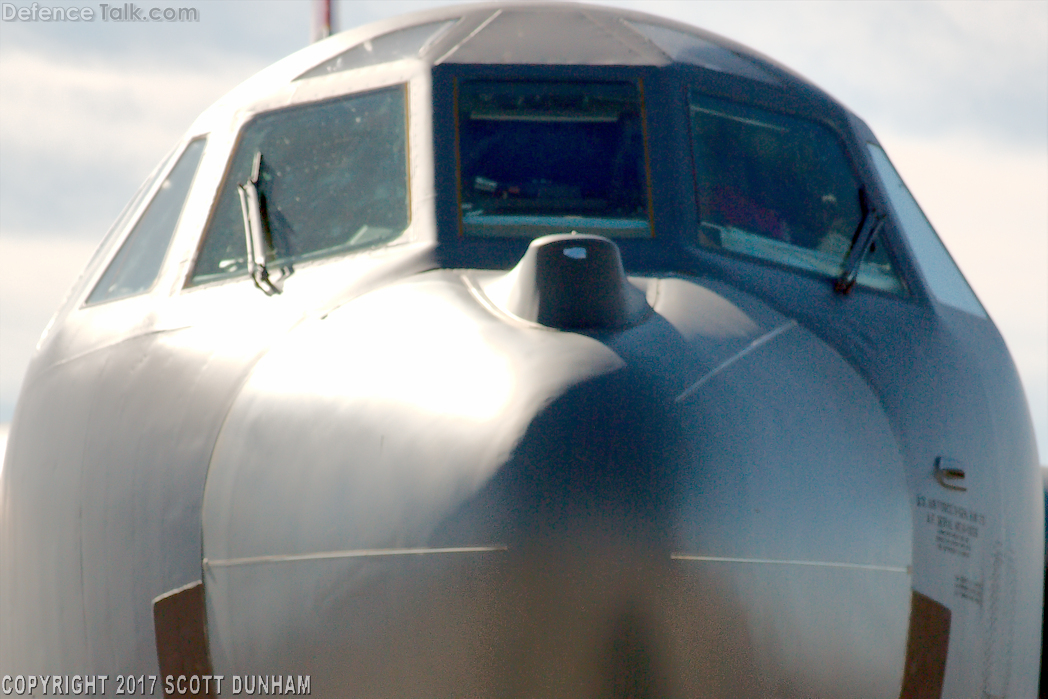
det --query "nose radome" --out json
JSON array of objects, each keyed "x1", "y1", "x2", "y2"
[{"x1": 483, "y1": 234, "x2": 650, "y2": 330}]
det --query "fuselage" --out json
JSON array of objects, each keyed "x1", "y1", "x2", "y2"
[{"x1": 0, "y1": 4, "x2": 1042, "y2": 697}]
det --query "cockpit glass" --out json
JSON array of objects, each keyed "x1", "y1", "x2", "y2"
[
  {"x1": 689, "y1": 90, "x2": 902, "y2": 293},
  {"x1": 457, "y1": 80, "x2": 652, "y2": 239},
  {"x1": 191, "y1": 85, "x2": 408, "y2": 284},
  {"x1": 626, "y1": 21, "x2": 780, "y2": 85},
  {"x1": 296, "y1": 20, "x2": 457, "y2": 80},
  {"x1": 87, "y1": 137, "x2": 207, "y2": 305}
]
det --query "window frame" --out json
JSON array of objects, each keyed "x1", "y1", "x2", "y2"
[
  {"x1": 685, "y1": 86, "x2": 907, "y2": 296},
  {"x1": 185, "y1": 77, "x2": 417, "y2": 290},
  {"x1": 451, "y1": 76, "x2": 657, "y2": 242},
  {"x1": 84, "y1": 137, "x2": 209, "y2": 306},
  {"x1": 74, "y1": 142, "x2": 186, "y2": 310},
  {"x1": 865, "y1": 143, "x2": 984, "y2": 315}
]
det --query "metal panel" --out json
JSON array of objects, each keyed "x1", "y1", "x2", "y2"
[
  {"x1": 440, "y1": 9, "x2": 666, "y2": 66},
  {"x1": 201, "y1": 271, "x2": 912, "y2": 696},
  {"x1": 153, "y1": 581, "x2": 214, "y2": 696},
  {"x1": 899, "y1": 590, "x2": 951, "y2": 699}
]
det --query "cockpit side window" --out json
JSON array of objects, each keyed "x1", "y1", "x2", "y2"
[
  {"x1": 456, "y1": 80, "x2": 653, "y2": 240},
  {"x1": 866, "y1": 144, "x2": 984, "y2": 316},
  {"x1": 688, "y1": 91, "x2": 903, "y2": 294},
  {"x1": 86, "y1": 137, "x2": 207, "y2": 305},
  {"x1": 190, "y1": 85, "x2": 409, "y2": 285}
]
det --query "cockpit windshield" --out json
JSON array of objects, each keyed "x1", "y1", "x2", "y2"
[
  {"x1": 457, "y1": 80, "x2": 652, "y2": 239},
  {"x1": 689, "y1": 91, "x2": 902, "y2": 293},
  {"x1": 190, "y1": 86, "x2": 409, "y2": 285}
]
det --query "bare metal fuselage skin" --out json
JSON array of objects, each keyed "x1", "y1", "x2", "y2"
[{"x1": 0, "y1": 4, "x2": 1042, "y2": 697}]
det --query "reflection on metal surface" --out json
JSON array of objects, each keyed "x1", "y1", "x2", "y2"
[
  {"x1": 480, "y1": 234, "x2": 650, "y2": 330},
  {"x1": 670, "y1": 554, "x2": 909, "y2": 574},
  {"x1": 247, "y1": 285, "x2": 519, "y2": 422},
  {"x1": 675, "y1": 319, "x2": 797, "y2": 402},
  {"x1": 204, "y1": 545, "x2": 509, "y2": 568}
]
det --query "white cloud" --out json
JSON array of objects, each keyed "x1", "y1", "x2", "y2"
[
  {"x1": 0, "y1": 44, "x2": 268, "y2": 238},
  {"x1": 935, "y1": 0, "x2": 1047, "y2": 63},
  {"x1": 0, "y1": 46, "x2": 259, "y2": 170}
]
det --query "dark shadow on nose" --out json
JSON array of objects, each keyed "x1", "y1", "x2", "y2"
[
  {"x1": 431, "y1": 363, "x2": 691, "y2": 546},
  {"x1": 599, "y1": 605, "x2": 668, "y2": 699}
]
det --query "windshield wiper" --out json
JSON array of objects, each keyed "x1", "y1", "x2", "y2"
[
  {"x1": 238, "y1": 151, "x2": 290, "y2": 295},
  {"x1": 835, "y1": 197, "x2": 885, "y2": 295}
]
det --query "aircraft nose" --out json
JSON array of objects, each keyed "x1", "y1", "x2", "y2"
[
  {"x1": 392, "y1": 365, "x2": 762, "y2": 698},
  {"x1": 461, "y1": 530, "x2": 736, "y2": 699},
  {"x1": 430, "y1": 364, "x2": 689, "y2": 546},
  {"x1": 200, "y1": 270, "x2": 764, "y2": 694}
]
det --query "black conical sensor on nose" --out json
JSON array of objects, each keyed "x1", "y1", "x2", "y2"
[{"x1": 485, "y1": 234, "x2": 650, "y2": 330}]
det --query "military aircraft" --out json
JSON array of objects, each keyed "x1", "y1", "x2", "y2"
[{"x1": 1, "y1": 3, "x2": 1042, "y2": 697}]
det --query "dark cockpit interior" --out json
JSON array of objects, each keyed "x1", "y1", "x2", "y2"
[{"x1": 457, "y1": 80, "x2": 651, "y2": 239}]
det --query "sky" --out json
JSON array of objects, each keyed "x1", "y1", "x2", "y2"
[{"x1": 0, "y1": 0, "x2": 1045, "y2": 463}]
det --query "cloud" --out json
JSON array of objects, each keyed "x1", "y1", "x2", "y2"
[
  {"x1": 0, "y1": 1, "x2": 308, "y2": 68},
  {"x1": 0, "y1": 44, "x2": 267, "y2": 238}
]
